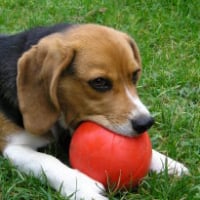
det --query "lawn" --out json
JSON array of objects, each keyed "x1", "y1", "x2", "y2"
[{"x1": 0, "y1": 0, "x2": 199, "y2": 199}]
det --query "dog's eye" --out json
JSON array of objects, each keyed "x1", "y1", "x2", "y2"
[
  {"x1": 88, "y1": 77, "x2": 112, "y2": 92},
  {"x1": 132, "y1": 69, "x2": 140, "y2": 84}
]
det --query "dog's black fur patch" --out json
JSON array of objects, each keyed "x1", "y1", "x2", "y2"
[{"x1": 0, "y1": 24, "x2": 73, "y2": 126}]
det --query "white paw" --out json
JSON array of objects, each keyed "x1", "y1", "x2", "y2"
[
  {"x1": 150, "y1": 150, "x2": 189, "y2": 176},
  {"x1": 168, "y1": 161, "x2": 189, "y2": 176},
  {"x1": 61, "y1": 169, "x2": 108, "y2": 200}
]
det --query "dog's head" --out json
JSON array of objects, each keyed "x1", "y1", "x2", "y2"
[{"x1": 17, "y1": 24, "x2": 154, "y2": 137}]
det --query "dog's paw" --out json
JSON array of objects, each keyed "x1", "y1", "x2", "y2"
[
  {"x1": 150, "y1": 150, "x2": 189, "y2": 176},
  {"x1": 168, "y1": 161, "x2": 189, "y2": 176},
  {"x1": 61, "y1": 169, "x2": 108, "y2": 200}
]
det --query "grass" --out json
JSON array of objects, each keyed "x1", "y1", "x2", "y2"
[{"x1": 0, "y1": 0, "x2": 199, "y2": 199}]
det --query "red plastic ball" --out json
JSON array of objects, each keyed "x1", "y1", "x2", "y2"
[{"x1": 69, "y1": 122, "x2": 152, "y2": 189}]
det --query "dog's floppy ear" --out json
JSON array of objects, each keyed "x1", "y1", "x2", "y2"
[
  {"x1": 17, "y1": 35, "x2": 75, "y2": 135},
  {"x1": 124, "y1": 34, "x2": 141, "y2": 66},
  {"x1": 129, "y1": 38, "x2": 141, "y2": 66}
]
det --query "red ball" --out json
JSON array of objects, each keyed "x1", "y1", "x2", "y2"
[{"x1": 69, "y1": 122, "x2": 152, "y2": 189}]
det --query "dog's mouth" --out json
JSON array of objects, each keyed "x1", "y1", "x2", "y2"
[
  {"x1": 65, "y1": 113, "x2": 154, "y2": 138},
  {"x1": 74, "y1": 119, "x2": 148, "y2": 138}
]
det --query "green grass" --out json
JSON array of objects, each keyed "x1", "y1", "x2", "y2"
[{"x1": 0, "y1": 0, "x2": 199, "y2": 199}]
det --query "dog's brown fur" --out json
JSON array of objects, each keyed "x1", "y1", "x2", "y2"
[{"x1": 0, "y1": 113, "x2": 22, "y2": 150}]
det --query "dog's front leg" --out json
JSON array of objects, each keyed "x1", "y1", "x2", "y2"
[
  {"x1": 3, "y1": 144, "x2": 107, "y2": 200},
  {"x1": 150, "y1": 149, "x2": 189, "y2": 175}
]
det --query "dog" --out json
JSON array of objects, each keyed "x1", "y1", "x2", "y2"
[{"x1": 0, "y1": 23, "x2": 188, "y2": 200}]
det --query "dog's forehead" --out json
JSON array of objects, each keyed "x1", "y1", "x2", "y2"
[
  {"x1": 64, "y1": 24, "x2": 132, "y2": 54},
  {"x1": 66, "y1": 25, "x2": 139, "y2": 78},
  {"x1": 67, "y1": 24, "x2": 127, "y2": 40}
]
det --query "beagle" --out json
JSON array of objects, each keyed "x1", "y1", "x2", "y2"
[{"x1": 0, "y1": 24, "x2": 188, "y2": 200}]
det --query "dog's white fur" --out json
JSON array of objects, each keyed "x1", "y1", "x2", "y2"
[
  {"x1": 126, "y1": 87, "x2": 150, "y2": 118},
  {"x1": 3, "y1": 144, "x2": 107, "y2": 200}
]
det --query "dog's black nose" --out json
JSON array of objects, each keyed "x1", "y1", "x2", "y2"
[{"x1": 131, "y1": 116, "x2": 154, "y2": 134}]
